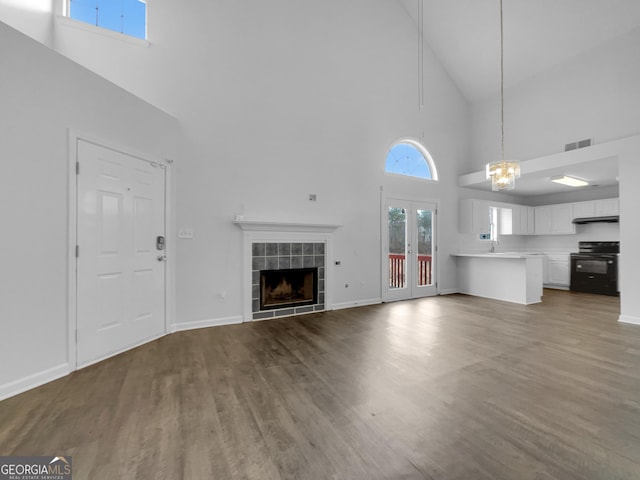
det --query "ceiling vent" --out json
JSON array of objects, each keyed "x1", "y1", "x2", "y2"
[{"x1": 565, "y1": 138, "x2": 593, "y2": 152}]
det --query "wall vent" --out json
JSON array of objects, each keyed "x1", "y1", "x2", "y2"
[{"x1": 565, "y1": 138, "x2": 592, "y2": 152}]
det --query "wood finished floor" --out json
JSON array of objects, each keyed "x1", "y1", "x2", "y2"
[{"x1": 2, "y1": 290, "x2": 639, "y2": 479}]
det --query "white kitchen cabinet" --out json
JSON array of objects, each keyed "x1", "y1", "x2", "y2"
[
  {"x1": 459, "y1": 199, "x2": 490, "y2": 234},
  {"x1": 506, "y1": 205, "x2": 534, "y2": 235},
  {"x1": 573, "y1": 201, "x2": 596, "y2": 218},
  {"x1": 534, "y1": 206, "x2": 552, "y2": 235},
  {"x1": 521, "y1": 206, "x2": 535, "y2": 235},
  {"x1": 596, "y1": 198, "x2": 619, "y2": 216},
  {"x1": 572, "y1": 198, "x2": 619, "y2": 218},
  {"x1": 551, "y1": 203, "x2": 575, "y2": 234},
  {"x1": 545, "y1": 254, "x2": 570, "y2": 288},
  {"x1": 534, "y1": 204, "x2": 575, "y2": 235}
]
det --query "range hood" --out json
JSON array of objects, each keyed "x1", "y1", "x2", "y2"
[{"x1": 572, "y1": 216, "x2": 619, "y2": 224}]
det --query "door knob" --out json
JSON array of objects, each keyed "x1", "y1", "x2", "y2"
[{"x1": 157, "y1": 255, "x2": 167, "y2": 262}]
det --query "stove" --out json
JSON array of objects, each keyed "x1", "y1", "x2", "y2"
[{"x1": 570, "y1": 241, "x2": 619, "y2": 296}]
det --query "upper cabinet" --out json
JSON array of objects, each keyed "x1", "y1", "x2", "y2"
[
  {"x1": 507, "y1": 205, "x2": 535, "y2": 235},
  {"x1": 573, "y1": 200, "x2": 596, "y2": 218},
  {"x1": 551, "y1": 203, "x2": 576, "y2": 234},
  {"x1": 460, "y1": 198, "x2": 618, "y2": 236},
  {"x1": 533, "y1": 204, "x2": 575, "y2": 235},
  {"x1": 596, "y1": 198, "x2": 619, "y2": 216},
  {"x1": 459, "y1": 199, "x2": 490, "y2": 234},
  {"x1": 573, "y1": 198, "x2": 619, "y2": 218}
]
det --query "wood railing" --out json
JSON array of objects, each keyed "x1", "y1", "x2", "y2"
[{"x1": 389, "y1": 254, "x2": 432, "y2": 288}]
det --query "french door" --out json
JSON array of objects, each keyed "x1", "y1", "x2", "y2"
[
  {"x1": 76, "y1": 140, "x2": 166, "y2": 367},
  {"x1": 382, "y1": 199, "x2": 437, "y2": 302}
]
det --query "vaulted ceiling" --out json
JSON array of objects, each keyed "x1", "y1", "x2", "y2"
[{"x1": 401, "y1": 0, "x2": 640, "y2": 102}]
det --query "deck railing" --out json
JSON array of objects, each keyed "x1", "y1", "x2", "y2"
[{"x1": 389, "y1": 254, "x2": 432, "y2": 288}]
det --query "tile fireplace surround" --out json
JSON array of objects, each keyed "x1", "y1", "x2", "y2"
[
  {"x1": 251, "y1": 242, "x2": 325, "y2": 319},
  {"x1": 235, "y1": 220, "x2": 340, "y2": 322}
]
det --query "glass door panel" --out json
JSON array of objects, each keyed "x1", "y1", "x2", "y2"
[
  {"x1": 388, "y1": 206, "x2": 407, "y2": 290},
  {"x1": 416, "y1": 209, "x2": 433, "y2": 287}
]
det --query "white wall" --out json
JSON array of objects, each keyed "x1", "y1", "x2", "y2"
[
  {"x1": 467, "y1": 28, "x2": 640, "y2": 172},
  {"x1": 0, "y1": 0, "x2": 54, "y2": 45},
  {"x1": 618, "y1": 136, "x2": 640, "y2": 324},
  {"x1": 0, "y1": 21, "x2": 178, "y2": 398},
  {"x1": 35, "y1": 1, "x2": 469, "y2": 324}
]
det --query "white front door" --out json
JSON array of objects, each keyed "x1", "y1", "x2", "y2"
[
  {"x1": 382, "y1": 199, "x2": 437, "y2": 302},
  {"x1": 76, "y1": 140, "x2": 166, "y2": 367}
]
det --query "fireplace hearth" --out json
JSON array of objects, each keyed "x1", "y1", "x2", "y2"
[{"x1": 260, "y1": 268, "x2": 318, "y2": 310}]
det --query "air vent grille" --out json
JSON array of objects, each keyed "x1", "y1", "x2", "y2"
[{"x1": 565, "y1": 138, "x2": 593, "y2": 152}]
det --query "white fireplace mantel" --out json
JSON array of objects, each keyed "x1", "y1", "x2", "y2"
[{"x1": 234, "y1": 219, "x2": 342, "y2": 233}]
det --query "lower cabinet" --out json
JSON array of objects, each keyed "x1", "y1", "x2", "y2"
[{"x1": 544, "y1": 254, "x2": 570, "y2": 288}]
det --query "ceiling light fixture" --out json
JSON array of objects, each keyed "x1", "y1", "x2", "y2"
[
  {"x1": 551, "y1": 175, "x2": 589, "y2": 187},
  {"x1": 486, "y1": 0, "x2": 520, "y2": 191}
]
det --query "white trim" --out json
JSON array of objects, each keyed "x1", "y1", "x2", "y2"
[
  {"x1": 438, "y1": 288, "x2": 459, "y2": 295},
  {"x1": 55, "y1": 15, "x2": 150, "y2": 47},
  {"x1": 332, "y1": 298, "x2": 382, "y2": 310},
  {"x1": 618, "y1": 315, "x2": 640, "y2": 326},
  {"x1": 234, "y1": 220, "x2": 342, "y2": 233},
  {"x1": 67, "y1": 130, "x2": 78, "y2": 372},
  {"x1": 67, "y1": 129, "x2": 174, "y2": 371},
  {"x1": 171, "y1": 316, "x2": 243, "y2": 333},
  {"x1": 0, "y1": 363, "x2": 70, "y2": 402}
]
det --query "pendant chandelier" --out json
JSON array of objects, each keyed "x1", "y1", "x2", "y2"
[{"x1": 486, "y1": 0, "x2": 520, "y2": 191}]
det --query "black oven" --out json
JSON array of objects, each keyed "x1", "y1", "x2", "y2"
[{"x1": 570, "y1": 242, "x2": 619, "y2": 296}]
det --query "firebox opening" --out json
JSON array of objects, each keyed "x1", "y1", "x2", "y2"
[{"x1": 260, "y1": 268, "x2": 318, "y2": 310}]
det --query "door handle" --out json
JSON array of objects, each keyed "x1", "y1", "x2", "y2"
[{"x1": 157, "y1": 255, "x2": 167, "y2": 262}]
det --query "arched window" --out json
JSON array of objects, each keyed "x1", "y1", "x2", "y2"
[{"x1": 385, "y1": 139, "x2": 438, "y2": 181}]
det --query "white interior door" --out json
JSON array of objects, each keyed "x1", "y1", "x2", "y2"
[
  {"x1": 76, "y1": 140, "x2": 166, "y2": 367},
  {"x1": 382, "y1": 199, "x2": 437, "y2": 302}
]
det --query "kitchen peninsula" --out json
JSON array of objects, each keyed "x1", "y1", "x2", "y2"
[{"x1": 452, "y1": 253, "x2": 544, "y2": 305}]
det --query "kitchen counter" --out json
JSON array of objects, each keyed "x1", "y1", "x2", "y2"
[
  {"x1": 453, "y1": 252, "x2": 543, "y2": 259},
  {"x1": 453, "y1": 253, "x2": 543, "y2": 305}
]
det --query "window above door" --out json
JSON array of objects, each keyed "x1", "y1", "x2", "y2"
[
  {"x1": 385, "y1": 139, "x2": 438, "y2": 181},
  {"x1": 66, "y1": 0, "x2": 147, "y2": 40}
]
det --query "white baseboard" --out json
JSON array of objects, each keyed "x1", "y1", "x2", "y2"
[
  {"x1": 171, "y1": 315, "x2": 244, "y2": 333},
  {"x1": 438, "y1": 288, "x2": 460, "y2": 295},
  {"x1": 0, "y1": 363, "x2": 70, "y2": 402},
  {"x1": 618, "y1": 315, "x2": 640, "y2": 325},
  {"x1": 332, "y1": 298, "x2": 382, "y2": 310}
]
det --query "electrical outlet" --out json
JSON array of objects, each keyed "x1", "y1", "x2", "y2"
[{"x1": 308, "y1": 194, "x2": 317, "y2": 202}]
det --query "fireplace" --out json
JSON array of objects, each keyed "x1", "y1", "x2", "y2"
[
  {"x1": 235, "y1": 221, "x2": 340, "y2": 321},
  {"x1": 260, "y1": 268, "x2": 318, "y2": 310},
  {"x1": 249, "y1": 241, "x2": 327, "y2": 320}
]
